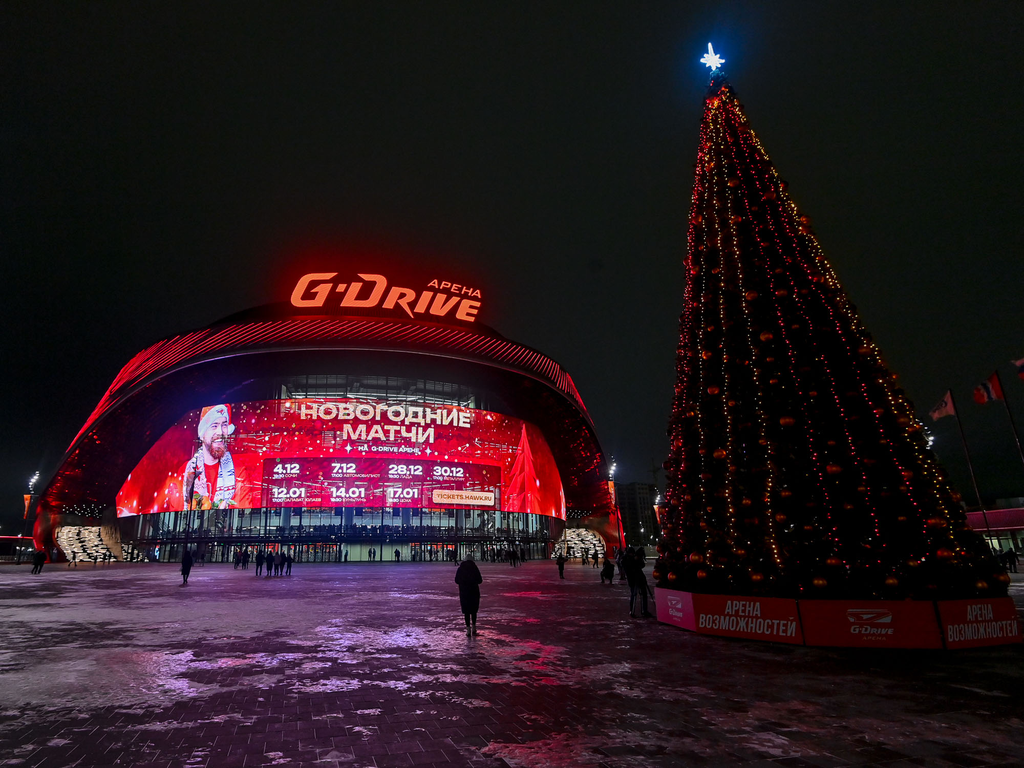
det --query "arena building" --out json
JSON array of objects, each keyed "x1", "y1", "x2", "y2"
[{"x1": 32, "y1": 270, "x2": 620, "y2": 564}]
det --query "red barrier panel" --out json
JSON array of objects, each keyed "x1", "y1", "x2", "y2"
[
  {"x1": 936, "y1": 598, "x2": 1022, "y2": 650},
  {"x1": 799, "y1": 600, "x2": 943, "y2": 649},
  {"x1": 655, "y1": 589, "x2": 803, "y2": 644}
]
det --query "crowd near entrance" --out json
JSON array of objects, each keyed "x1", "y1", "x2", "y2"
[{"x1": 119, "y1": 506, "x2": 567, "y2": 565}]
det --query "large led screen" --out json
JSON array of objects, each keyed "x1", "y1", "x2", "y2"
[{"x1": 116, "y1": 399, "x2": 565, "y2": 519}]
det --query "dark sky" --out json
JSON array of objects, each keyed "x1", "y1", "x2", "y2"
[{"x1": 3, "y1": 3, "x2": 1024, "y2": 532}]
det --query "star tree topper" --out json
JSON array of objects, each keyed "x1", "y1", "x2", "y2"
[{"x1": 700, "y1": 43, "x2": 724, "y2": 71}]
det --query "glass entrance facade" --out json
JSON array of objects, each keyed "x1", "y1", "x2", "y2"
[{"x1": 125, "y1": 507, "x2": 563, "y2": 564}]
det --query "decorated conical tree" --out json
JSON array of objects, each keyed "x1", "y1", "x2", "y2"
[{"x1": 654, "y1": 68, "x2": 1008, "y2": 601}]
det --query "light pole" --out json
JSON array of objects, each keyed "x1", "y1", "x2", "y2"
[{"x1": 18, "y1": 472, "x2": 41, "y2": 565}]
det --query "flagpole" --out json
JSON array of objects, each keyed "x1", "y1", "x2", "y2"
[
  {"x1": 995, "y1": 371, "x2": 1024, "y2": 477},
  {"x1": 947, "y1": 391, "x2": 989, "y2": 533}
]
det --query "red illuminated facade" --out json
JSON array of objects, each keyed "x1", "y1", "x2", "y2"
[{"x1": 34, "y1": 271, "x2": 618, "y2": 563}]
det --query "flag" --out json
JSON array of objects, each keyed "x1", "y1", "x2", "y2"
[
  {"x1": 929, "y1": 390, "x2": 955, "y2": 421},
  {"x1": 973, "y1": 372, "x2": 1005, "y2": 404},
  {"x1": 1013, "y1": 357, "x2": 1024, "y2": 381}
]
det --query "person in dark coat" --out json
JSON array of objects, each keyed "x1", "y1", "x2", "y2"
[
  {"x1": 556, "y1": 553, "x2": 567, "y2": 579},
  {"x1": 181, "y1": 549, "x2": 193, "y2": 585},
  {"x1": 1004, "y1": 548, "x2": 1019, "y2": 573},
  {"x1": 600, "y1": 555, "x2": 615, "y2": 584},
  {"x1": 624, "y1": 547, "x2": 652, "y2": 617},
  {"x1": 455, "y1": 556, "x2": 483, "y2": 635}
]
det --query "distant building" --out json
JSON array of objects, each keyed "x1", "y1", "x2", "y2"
[{"x1": 617, "y1": 482, "x2": 659, "y2": 547}]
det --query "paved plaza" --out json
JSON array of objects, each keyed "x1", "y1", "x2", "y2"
[{"x1": 0, "y1": 560, "x2": 1022, "y2": 768}]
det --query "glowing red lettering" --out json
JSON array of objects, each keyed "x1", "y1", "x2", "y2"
[{"x1": 291, "y1": 273, "x2": 337, "y2": 307}]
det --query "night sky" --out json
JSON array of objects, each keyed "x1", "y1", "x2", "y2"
[{"x1": 3, "y1": 3, "x2": 1024, "y2": 533}]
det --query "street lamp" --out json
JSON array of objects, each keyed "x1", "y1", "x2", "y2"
[{"x1": 19, "y1": 472, "x2": 42, "y2": 565}]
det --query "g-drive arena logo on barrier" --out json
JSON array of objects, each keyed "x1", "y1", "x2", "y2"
[
  {"x1": 846, "y1": 608, "x2": 894, "y2": 635},
  {"x1": 666, "y1": 594, "x2": 686, "y2": 620}
]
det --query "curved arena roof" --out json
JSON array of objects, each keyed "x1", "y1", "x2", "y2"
[{"x1": 38, "y1": 303, "x2": 614, "y2": 520}]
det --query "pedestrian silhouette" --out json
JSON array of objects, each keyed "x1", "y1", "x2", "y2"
[
  {"x1": 624, "y1": 547, "x2": 652, "y2": 617},
  {"x1": 455, "y1": 555, "x2": 483, "y2": 635},
  {"x1": 601, "y1": 555, "x2": 615, "y2": 584},
  {"x1": 556, "y1": 553, "x2": 567, "y2": 579},
  {"x1": 181, "y1": 549, "x2": 193, "y2": 585}
]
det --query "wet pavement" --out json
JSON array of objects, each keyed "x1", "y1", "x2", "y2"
[{"x1": 0, "y1": 560, "x2": 1022, "y2": 768}]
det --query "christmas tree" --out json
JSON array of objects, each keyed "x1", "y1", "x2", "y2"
[{"x1": 654, "y1": 67, "x2": 1008, "y2": 601}]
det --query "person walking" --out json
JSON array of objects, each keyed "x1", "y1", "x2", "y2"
[
  {"x1": 455, "y1": 555, "x2": 483, "y2": 636},
  {"x1": 285, "y1": 552, "x2": 293, "y2": 575},
  {"x1": 31, "y1": 550, "x2": 45, "y2": 574},
  {"x1": 1005, "y1": 548, "x2": 1019, "y2": 574},
  {"x1": 255, "y1": 550, "x2": 264, "y2": 576},
  {"x1": 181, "y1": 549, "x2": 193, "y2": 586},
  {"x1": 69, "y1": 552, "x2": 77, "y2": 568},
  {"x1": 556, "y1": 552, "x2": 567, "y2": 579}
]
